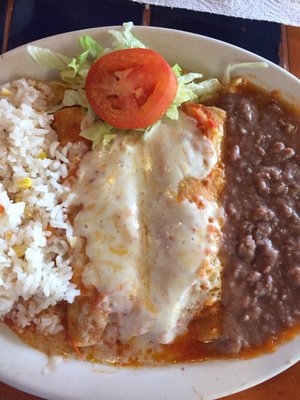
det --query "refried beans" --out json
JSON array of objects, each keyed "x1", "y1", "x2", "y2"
[{"x1": 216, "y1": 83, "x2": 300, "y2": 354}]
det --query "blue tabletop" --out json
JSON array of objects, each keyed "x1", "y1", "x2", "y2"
[{"x1": 1, "y1": 0, "x2": 281, "y2": 64}]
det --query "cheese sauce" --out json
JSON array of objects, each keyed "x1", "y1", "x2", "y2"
[{"x1": 71, "y1": 111, "x2": 224, "y2": 345}]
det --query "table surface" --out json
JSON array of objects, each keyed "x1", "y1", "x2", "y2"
[{"x1": 0, "y1": 1, "x2": 300, "y2": 399}]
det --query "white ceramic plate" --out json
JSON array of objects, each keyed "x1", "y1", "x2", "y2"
[{"x1": 1, "y1": 26, "x2": 300, "y2": 400}]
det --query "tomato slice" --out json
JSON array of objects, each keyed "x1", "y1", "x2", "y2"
[{"x1": 85, "y1": 48, "x2": 178, "y2": 130}]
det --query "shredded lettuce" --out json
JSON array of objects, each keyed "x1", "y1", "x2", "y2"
[
  {"x1": 60, "y1": 53, "x2": 89, "y2": 84},
  {"x1": 166, "y1": 64, "x2": 203, "y2": 120},
  {"x1": 222, "y1": 62, "x2": 269, "y2": 85},
  {"x1": 191, "y1": 79, "x2": 222, "y2": 102},
  {"x1": 79, "y1": 35, "x2": 103, "y2": 59},
  {"x1": 108, "y1": 22, "x2": 146, "y2": 50},
  {"x1": 143, "y1": 120, "x2": 161, "y2": 141},
  {"x1": 27, "y1": 45, "x2": 71, "y2": 70},
  {"x1": 80, "y1": 121, "x2": 114, "y2": 150},
  {"x1": 62, "y1": 89, "x2": 89, "y2": 108},
  {"x1": 28, "y1": 35, "x2": 104, "y2": 85},
  {"x1": 103, "y1": 133, "x2": 117, "y2": 147},
  {"x1": 85, "y1": 106, "x2": 96, "y2": 126},
  {"x1": 48, "y1": 89, "x2": 89, "y2": 113},
  {"x1": 60, "y1": 35, "x2": 104, "y2": 85}
]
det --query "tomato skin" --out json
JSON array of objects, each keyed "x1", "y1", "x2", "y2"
[
  {"x1": 182, "y1": 103, "x2": 217, "y2": 137},
  {"x1": 85, "y1": 48, "x2": 178, "y2": 130}
]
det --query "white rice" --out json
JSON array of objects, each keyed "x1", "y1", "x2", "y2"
[{"x1": 0, "y1": 79, "x2": 80, "y2": 333}]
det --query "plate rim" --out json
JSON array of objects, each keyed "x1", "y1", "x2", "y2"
[{"x1": 1, "y1": 25, "x2": 300, "y2": 400}]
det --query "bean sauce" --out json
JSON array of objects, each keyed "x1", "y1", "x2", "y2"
[{"x1": 216, "y1": 84, "x2": 300, "y2": 354}]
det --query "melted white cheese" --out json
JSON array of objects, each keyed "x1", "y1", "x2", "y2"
[
  {"x1": 73, "y1": 112, "x2": 223, "y2": 344},
  {"x1": 74, "y1": 136, "x2": 141, "y2": 314}
]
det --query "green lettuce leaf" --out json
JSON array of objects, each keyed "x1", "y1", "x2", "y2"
[
  {"x1": 47, "y1": 89, "x2": 89, "y2": 113},
  {"x1": 103, "y1": 133, "x2": 117, "y2": 147},
  {"x1": 143, "y1": 120, "x2": 161, "y2": 141},
  {"x1": 62, "y1": 89, "x2": 89, "y2": 107},
  {"x1": 79, "y1": 35, "x2": 103, "y2": 59},
  {"x1": 27, "y1": 45, "x2": 71, "y2": 71},
  {"x1": 190, "y1": 78, "x2": 222, "y2": 102},
  {"x1": 222, "y1": 61, "x2": 269, "y2": 85},
  {"x1": 165, "y1": 64, "x2": 203, "y2": 120},
  {"x1": 108, "y1": 22, "x2": 146, "y2": 50},
  {"x1": 80, "y1": 121, "x2": 114, "y2": 150},
  {"x1": 60, "y1": 35, "x2": 103, "y2": 85}
]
